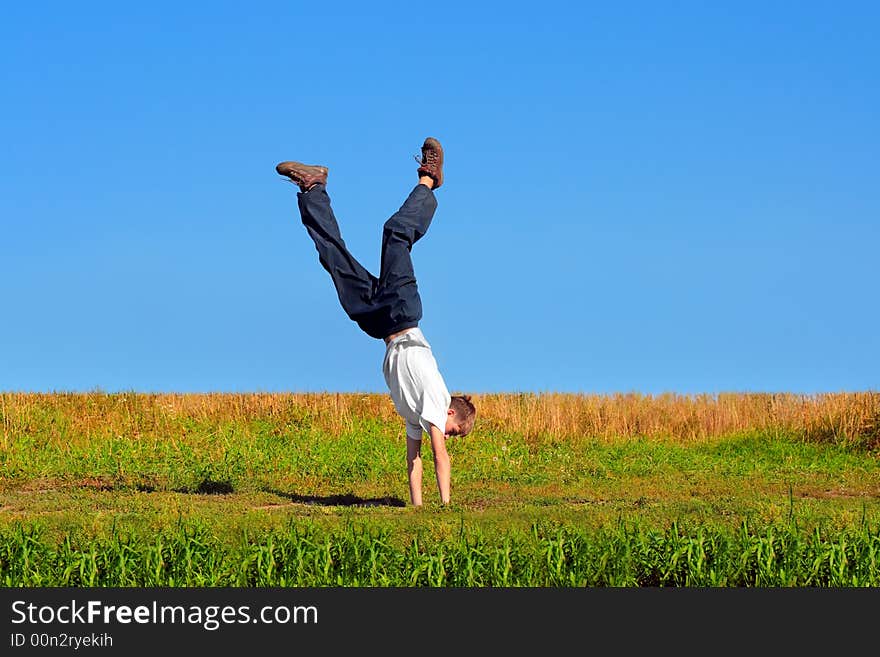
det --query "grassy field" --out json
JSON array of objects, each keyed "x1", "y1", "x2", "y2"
[{"x1": 1, "y1": 391, "x2": 879, "y2": 585}]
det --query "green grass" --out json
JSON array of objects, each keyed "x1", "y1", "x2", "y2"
[
  {"x1": 2, "y1": 401, "x2": 879, "y2": 586},
  {"x1": 3, "y1": 518, "x2": 879, "y2": 586}
]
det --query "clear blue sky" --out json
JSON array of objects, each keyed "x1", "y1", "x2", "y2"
[{"x1": 2, "y1": 1, "x2": 877, "y2": 395}]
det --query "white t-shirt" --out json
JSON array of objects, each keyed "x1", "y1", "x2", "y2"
[{"x1": 382, "y1": 327, "x2": 451, "y2": 441}]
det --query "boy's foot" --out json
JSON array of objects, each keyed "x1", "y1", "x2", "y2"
[
  {"x1": 275, "y1": 161, "x2": 328, "y2": 191},
  {"x1": 416, "y1": 137, "x2": 443, "y2": 189}
]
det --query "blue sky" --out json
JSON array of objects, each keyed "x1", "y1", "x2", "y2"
[{"x1": 1, "y1": 2, "x2": 877, "y2": 395}]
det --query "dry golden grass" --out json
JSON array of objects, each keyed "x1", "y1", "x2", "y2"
[
  {"x1": 474, "y1": 391, "x2": 880, "y2": 446},
  {"x1": 1, "y1": 391, "x2": 878, "y2": 448}
]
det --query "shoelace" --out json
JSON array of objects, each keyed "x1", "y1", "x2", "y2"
[{"x1": 413, "y1": 150, "x2": 438, "y2": 167}]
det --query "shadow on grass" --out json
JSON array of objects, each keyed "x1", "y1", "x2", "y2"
[
  {"x1": 173, "y1": 479, "x2": 235, "y2": 495},
  {"x1": 165, "y1": 480, "x2": 406, "y2": 506},
  {"x1": 264, "y1": 488, "x2": 406, "y2": 507}
]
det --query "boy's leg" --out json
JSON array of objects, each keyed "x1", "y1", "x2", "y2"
[
  {"x1": 296, "y1": 184, "x2": 380, "y2": 325},
  {"x1": 374, "y1": 182, "x2": 438, "y2": 331},
  {"x1": 277, "y1": 137, "x2": 443, "y2": 339},
  {"x1": 379, "y1": 135, "x2": 443, "y2": 297}
]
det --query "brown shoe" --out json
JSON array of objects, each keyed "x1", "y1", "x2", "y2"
[
  {"x1": 275, "y1": 161, "x2": 328, "y2": 191},
  {"x1": 416, "y1": 137, "x2": 443, "y2": 189}
]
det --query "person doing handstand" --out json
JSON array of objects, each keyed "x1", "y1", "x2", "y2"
[{"x1": 275, "y1": 137, "x2": 476, "y2": 506}]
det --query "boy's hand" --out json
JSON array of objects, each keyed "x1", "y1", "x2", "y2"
[{"x1": 428, "y1": 424, "x2": 451, "y2": 504}]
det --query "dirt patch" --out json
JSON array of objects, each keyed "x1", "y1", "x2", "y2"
[
  {"x1": 798, "y1": 488, "x2": 879, "y2": 500},
  {"x1": 76, "y1": 477, "x2": 115, "y2": 491},
  {"x1": 12, "y1": 477, "x2": 157, "y2": 494},
  {"x1": 18, "y1": 478, "x2": 64, "y2": 493},
  {"x1": 565, "y1": 497, "x2": 611, "y2": 506}
]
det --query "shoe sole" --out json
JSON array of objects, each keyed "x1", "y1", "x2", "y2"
[{"x1": 275, "y1": 161, "x2": 327, "y2": 177}]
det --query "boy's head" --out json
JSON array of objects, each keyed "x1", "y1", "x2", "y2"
[{"x1": 445, "y1": 395, "x2": 477, "y2": 437}]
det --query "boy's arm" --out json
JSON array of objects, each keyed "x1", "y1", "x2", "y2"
[
  {"x1": 428, "y1": 423, "x2": 451, "y2": 504},
  {"x1": 406, "y1": 437, "x2": 423, "y2": 506}
]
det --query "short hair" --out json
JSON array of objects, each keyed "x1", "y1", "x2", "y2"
[{"x1": 450, "y1": 395, "x2": 477, "y2": 436}]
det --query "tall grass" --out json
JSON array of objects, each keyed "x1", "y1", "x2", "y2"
[
  {"x1": 1, "y1": 391, "x2": 878, "y2": 447},
  {"x1": 476, "y1": 391, "x2": 880, "y2": 446},
  {"x1": 2, "y1": 519, "x2": 878, "y2": 587}
]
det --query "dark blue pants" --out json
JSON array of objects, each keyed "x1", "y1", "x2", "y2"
[{"x1": 297, "y1": 183, "x2": 438, "y2": 340}]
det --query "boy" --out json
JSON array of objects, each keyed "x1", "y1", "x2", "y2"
[{"x1": 276, "y1": 137, "x2": 476, "y2": 506}]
